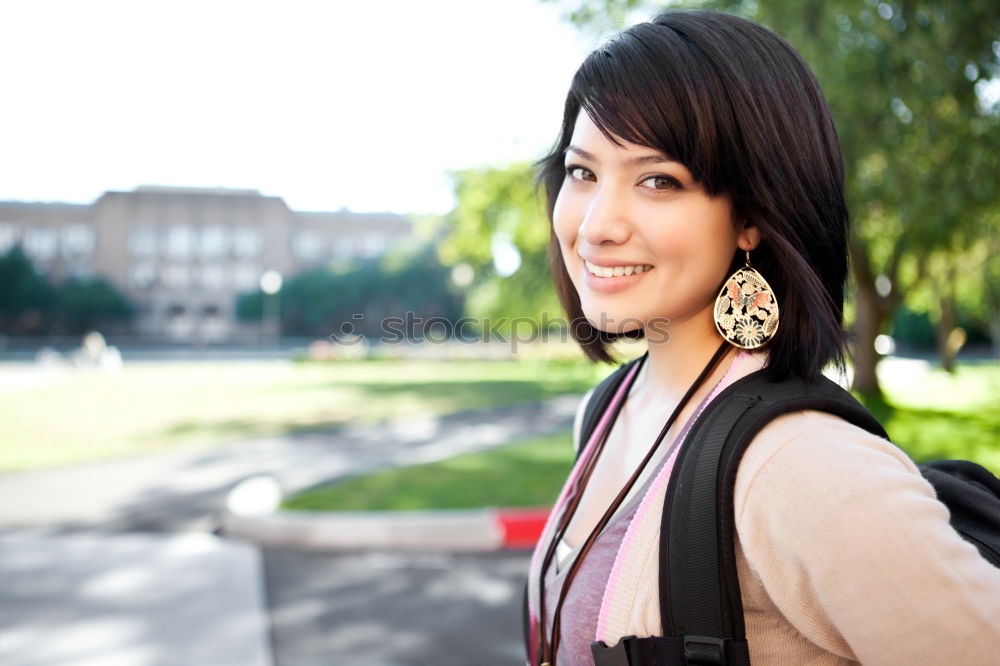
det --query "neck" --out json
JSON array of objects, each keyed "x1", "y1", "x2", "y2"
[{"x1": 639, "y1": 308, "x2": 737, "y2": 403}]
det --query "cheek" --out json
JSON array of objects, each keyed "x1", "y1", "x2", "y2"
[
  {"x1": 552, "y1": 190, "x2": 575, "y2": 244},
  {"x1": 659, "y1": 201, "x2": 738, "y2": 265},
  {"x1": 552, "y1": 190, "x2": 581, "y2": 262}
]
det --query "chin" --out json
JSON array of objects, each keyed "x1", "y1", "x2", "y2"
[{"x1": 579, "y1": 302, "x2": 646, "y2": 335}]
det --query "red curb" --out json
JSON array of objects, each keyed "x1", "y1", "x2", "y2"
[{"x1": 496, "y1": 508, "x2": 550, "y2": 549}]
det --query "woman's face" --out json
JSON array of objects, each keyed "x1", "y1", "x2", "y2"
[{"x1": 553, "y1": 111, "x2": 755, "y2": 338}]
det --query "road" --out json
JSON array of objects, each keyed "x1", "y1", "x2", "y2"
[{"x1": 263, "y1": 548, "x2": 530, "y2": 666}]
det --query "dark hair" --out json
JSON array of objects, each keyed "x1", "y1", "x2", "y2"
[{"x1": 539, "y1": 10, "x2": 848, "y2": 380}]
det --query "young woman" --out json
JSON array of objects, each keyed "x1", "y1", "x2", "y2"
[{"x1": 525, "y1": 10, "x2": 1000, "y2": 666}]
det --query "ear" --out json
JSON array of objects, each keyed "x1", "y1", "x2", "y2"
[{"x1": 737, "y1": 222, "x2": 762, "y2": 252}]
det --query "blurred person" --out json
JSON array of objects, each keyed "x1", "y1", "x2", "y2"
[{"x1": 525, "y1": 10, "x2": 1000, "y2": 666}]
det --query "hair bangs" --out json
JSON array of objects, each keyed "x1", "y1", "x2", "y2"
[{"x1": 569, "y1": 25, "x2": 726, "y2": 194}]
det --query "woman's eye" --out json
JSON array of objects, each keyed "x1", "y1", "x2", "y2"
[
  {"x1": 640, "y1": 175, "x2": 682, "y2": 191},
  {"x1": 565, "y1": 165, "x2": 595, "y2": 182}
]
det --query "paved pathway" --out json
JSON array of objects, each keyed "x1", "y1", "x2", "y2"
[{"x1": 0, "y1": 397, "x2": 577, "y2": 665}]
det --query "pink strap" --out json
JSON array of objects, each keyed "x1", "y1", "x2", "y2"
[{"x1": 526, "y1": 358, "x2": 644, "y2": 633}]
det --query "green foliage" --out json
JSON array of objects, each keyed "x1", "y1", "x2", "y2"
[
  {"x1": 737, "y1": 1, "x2": 1000, "y2": 258},
  {"x1": 53, "y1": 277, "x2": 134, "y2": 334},
  {"x1": 438, "y1": 162, "x2": 563, "y2": 333},
  {"x1": 0, "y1": 246, "x2": 133, "y2": 334},
  {"x1": 543, "y1": 0, "x2": 652, "y2": 36},
  {"x1": 235, "y1": 290, "x2": 264, "y2": 321},
  {"x1": 362, "y1": 242, "x2": 466, "y2": 333},
  {"x1": 859, "y1": 362, "x2": 1000, "y2": 473},
  {"x1": 891, "y1": 304, "x2": 991, "y2": 349},
  {"x1": 890, "y1": 305, "x2": 937, "y2": 347},
  {"x1": 235, "y1": 242, "x2": 464, "y2": 338},
  {"x1": 906, "y1": 212, "x2": 1000, "y2": 347},
  {"x1": 0, "y1": 246, "x2": 55, "y2": 332}
]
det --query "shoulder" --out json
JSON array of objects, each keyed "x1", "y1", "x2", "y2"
[
  {"x1": 731, "y1": 410, "x2": 1000, "y2": 663},
  {"x1": 736, "y1": 409, "x2": 918, "y2": 491},
  {"x1": 572, "y1": 386, "x2": 596, "y2": 453},
  {"x1": 734, "y1": 409, "x2": 926, "y2": 524}
]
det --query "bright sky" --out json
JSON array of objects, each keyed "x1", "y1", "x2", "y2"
[{"x1": 0, "y1": 0, "x2": 596, "y2": 214}]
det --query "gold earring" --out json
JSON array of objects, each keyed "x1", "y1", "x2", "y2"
[{"x1": 714, "y1": 248, "x2": 779, "y2": 350}]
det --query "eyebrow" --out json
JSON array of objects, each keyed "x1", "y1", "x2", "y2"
[{"x1": 566, "y1": 144, "x2": 677, "y2": 167}]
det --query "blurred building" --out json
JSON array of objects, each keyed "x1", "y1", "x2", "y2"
[{"x1": 0, "y1": 186, "x2": 412, "y2": 343}]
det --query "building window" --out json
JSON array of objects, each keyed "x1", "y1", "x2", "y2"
[
  {"x1": 233, "y1": 228, "x2": 262, "y2": 257},
  {"x1": 199, "y1": 226, "x2": 229, "y2": 258},
  {"x1": 165, "y1": 303, "x2": 194, "y2": 339},
  {"x1": 161, "y1": 264, "x2": 192, "y2": 289},
  {"x1": 130, "y1": 262, "x2": 157, "y2": 289},
  {"x1": 333, "y1": 237, "x2": 354, "y2": 258},
  {"x1": 61, "y1": 224, "x2": 96, "y2": 257},
  {"x1": 165, "y1": 226, "x2": 195, "y2": 259},
  {"x1": 129, "y1": 227, "x2": 157, "y2": 256},
  {"x1": 199, "y1": 264, "x2": 225, "y2": 289},
  {"x1": 23, "y1": 228, "x2": 58, "y2": 261},
  {"x1": 67, "y1": 263, "x2": 95, "y2": 280},
  {"x1": 200, "y1": 304, "x2": 228, "y2": 342},
  {"x1": 362, "y1": 234, "x2": 386, "y2": 257},
  {"x1": 293, "y1": 231, "x2": 323, "y2": 261},
  {"x1": 233, "y1": 264, "x2": 259, "y2": 291},
  {"x1": 0, "y1": 224, "x2": 18, "y2": 253}
]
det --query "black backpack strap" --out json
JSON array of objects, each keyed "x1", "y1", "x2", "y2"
[
  {"x1": 919, "y1": 460, "x2": 1000, "y2": 567},
  {"x1": 657, "y1": 370, "x2": 885, "y2": 664},
  {"x1": 577, "y1": 354, "x2": 646, "y2": 461},
  {"x1": 591, "y1": 634, "x2": 749, "y2": 666},
  {"x1": 591, "y1": 634, "x2": 679, "y2": 665}
]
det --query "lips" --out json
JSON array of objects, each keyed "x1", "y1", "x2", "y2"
[
  {"x1": 584, "y1": 259, "x2": 653, "y2": 278},
  {"x1": 580, "y1": 258, "x2": 654, "y2": 294}
]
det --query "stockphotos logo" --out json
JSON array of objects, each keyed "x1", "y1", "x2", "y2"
[{"x1": 328, "y1": 312, "x2": 671, "y2": 350}]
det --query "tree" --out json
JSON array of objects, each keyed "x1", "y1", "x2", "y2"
[
  {"x1": 0, "y1": 246, "x2": 55, "y2": 334},
  {"x1": 543, "y1": 0, "x2": 1000, "y2": 394},
  {"x1": 437, "y1": 162, "x2": 563, "y2": 338},
  {"x1": 235, "y1": 242, "x2": 463, "y2": 340},
  {"x1": 905, "y1": 218, "x2": 1000, "y2": 368},
  {"x1": 53, "y1": 278, "x2": 134, "y2": 334}
]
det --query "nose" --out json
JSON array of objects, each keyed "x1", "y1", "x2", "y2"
[{"x1": 578, "y1": 184, "x2": 631, "y2": 247}]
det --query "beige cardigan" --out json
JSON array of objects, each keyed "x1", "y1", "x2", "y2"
[
  {"x1": 546, "y1": 354, "x2": 1000, "y2": 665},
  {"x1": 731, "y1": 409, "x2": 1000, "y2": 664}
]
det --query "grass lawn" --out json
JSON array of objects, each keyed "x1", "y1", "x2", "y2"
[
  {"x1": 862, "y1": 361, "x2": 1000, "y2": 472},
  {"x1": 284, "y1": 361, "x2": 1000, "y2": 512},
  {"x1": 282, "y1": 431, "x2": 573, "y2": 511},
  {"x1": 0, "y1": 358, "x2": 603, "y2": 472}
]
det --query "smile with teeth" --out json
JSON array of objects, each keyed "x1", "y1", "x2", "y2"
[{"x1": 585, "y1": 260, "x2": 653, "y2": 278}]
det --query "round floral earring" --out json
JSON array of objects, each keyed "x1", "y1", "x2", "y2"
[{"x1": 714, "y1": 248, "x2": 780, "y2": 349}]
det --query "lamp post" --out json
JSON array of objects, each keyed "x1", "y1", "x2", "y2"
[{"x1": 259, "y1": 270, "x2": 283, "y2": 351}]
